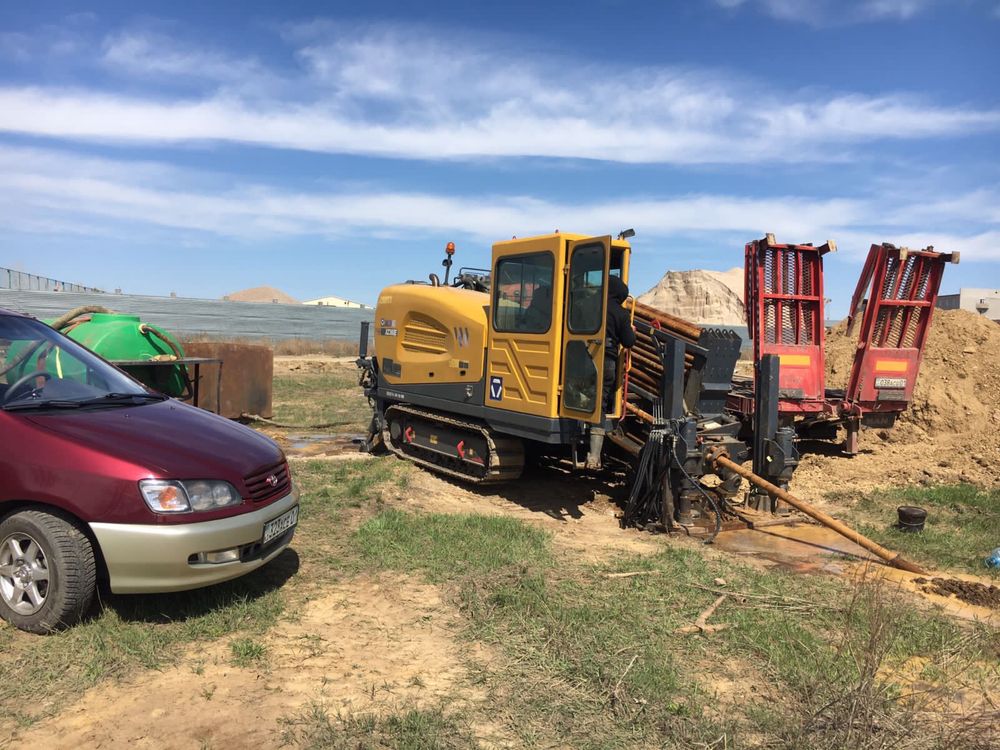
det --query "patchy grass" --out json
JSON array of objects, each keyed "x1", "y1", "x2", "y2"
[
  {"x1": 229, "y1": 637, "x2": 269, "y2": 668},
  {"x1": 350, "y1": 502, "x2": 1000, "y2": 749},
  {"x1": 280, "y1": 702, "x2": 476, "y2": 750},
  {"x1": 834, "y1": 484, "x2": 1000, "y2": 577},
  {"x1": 0, "y1": 566, "x2": 289, "y2": 728},
  {"x1": 271, "y1": 365, "x2": 369, "y2": 431},
  {"x1": 4, "y1": 450, "x2": 998, "y2": 749},
  {"x1": 354, "y1": 510, "x2": 551, "y2": 582},
  {"x1": 0, "y1": 457, "x2": 409, "y2": 732}
]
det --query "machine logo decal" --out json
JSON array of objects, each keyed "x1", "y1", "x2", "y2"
[{"x1": 489, "y1": 376, "x2": 503, "y2": 401}]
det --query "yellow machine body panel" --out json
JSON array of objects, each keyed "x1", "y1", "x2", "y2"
[
  {"x1": 486, "y1": 235, "x2": 567, "y2": 419},
  {"x1": 374, "y1": 284, "x2": 488, "y2": 386}
]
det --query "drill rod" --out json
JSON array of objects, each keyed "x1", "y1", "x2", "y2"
[{"x1": 709, "y1": 451, "x2": 927, "y2": 575}]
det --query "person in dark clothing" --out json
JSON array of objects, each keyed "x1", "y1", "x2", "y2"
[{"x1": 586, "y1": 274, "x2": 635, "y2": 469}]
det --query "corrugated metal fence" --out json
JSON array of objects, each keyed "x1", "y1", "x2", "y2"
[{"x1": 0, "y1": 289, "x2": 374, "y2": 341}]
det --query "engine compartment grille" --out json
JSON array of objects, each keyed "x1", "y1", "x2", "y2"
[{"x1": 244, "y1": 461, "x2": 291, "y2": 502}]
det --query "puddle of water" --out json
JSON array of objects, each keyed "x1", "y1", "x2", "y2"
[
  {"x1": 286, "y1": 433, "x2": 365, "y2": 455},
  {"x1": 716, "y1": 523, "x2": 999, "y2": 625},
  {"x1": 715, "y1": 522, "x2": 876, "y2": 574}
]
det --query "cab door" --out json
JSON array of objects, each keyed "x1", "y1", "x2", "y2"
[{"x1": 558, "y1": 236, "x2": 611, "y2": 423}]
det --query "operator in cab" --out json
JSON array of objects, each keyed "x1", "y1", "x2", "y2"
[{"x1": 586, "y1": 275, "x2": 635, "y2": 469}]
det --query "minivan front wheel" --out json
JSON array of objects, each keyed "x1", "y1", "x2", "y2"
[{"x1": 0, "y1": 511, "x2": 96, "y2": 634}]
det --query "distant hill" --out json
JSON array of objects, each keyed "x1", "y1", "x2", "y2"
[
  {"x1": 638, "y1": 268, "x2": 745, "y2": 326},
  {"x1": 225, "y1": 286, "x2": 299, "y2": 304}
]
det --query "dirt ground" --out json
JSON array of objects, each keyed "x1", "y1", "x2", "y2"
[
  {"x1": 14, "y1": 317, "x2": 997, "y2": 749},
  {"x1": 16, "y1": 575, "x2": 502, "y2": 750}
]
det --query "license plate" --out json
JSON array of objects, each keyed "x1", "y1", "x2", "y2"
[{"x1": 262, "y1": 506, "x2": 298, "y2": 545}]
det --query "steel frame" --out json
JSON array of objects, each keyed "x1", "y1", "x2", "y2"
[{"x1": 745, "y1": 234, "x2": 834, "y2": 414}]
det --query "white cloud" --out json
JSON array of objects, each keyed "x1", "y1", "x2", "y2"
[
  {"x1": 0, "y1": 145, "x2": 995, "y2": 260},
  {"x1": 712, "y1": 0, "x2": 944, "y2": 25},
  {"x1": 101, "y1": 31, "x2": 268, "y2": 85},
  {"x1": 0, "y1": 76, "x2": 1000, "y2": 164},
  {"x1": 859, "y1": 0, "x2": 935, "y2": 19},
  {"x1": 0, "y1": 25, "x2": 993, "y2": 166},
  {"x1": 0, "y1": 14, "x2": 95, "y2": 62}
]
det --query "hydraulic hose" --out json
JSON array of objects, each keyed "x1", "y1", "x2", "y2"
[
  {"x1": 138, "y1": 324, "x2": 192, "y2": 398},
  {"x1": 138, "y1": 324, "x2": 184, "y2": 360},
  {"x1": 1, "y1": 306, "x2": 112, "y2": 377},
  {"x1": 50, "y1": 306, "x2": 112, "y2": 331}
]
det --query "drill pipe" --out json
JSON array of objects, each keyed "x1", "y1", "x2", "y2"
[
  {"x1": 634, "y1": 302, "x2": 702, "y2": 341},
  {"x1": 632, "y1": 330, "x2": 696, "y2": 367},
  {"x1": 707, "y1": 450, "x2": 928, "y2": 575},
  {"x1": 625, "y1": 402, "x2": 654, "y2": 424}
]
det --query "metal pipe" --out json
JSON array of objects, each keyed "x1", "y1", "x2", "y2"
[
  {"x1": 706, "y1": 448, "x2": 927, "y2": 574},
  {"x1": 626, "y1": 402, "x2": 654, "y2": 424},
  {"x1": 634, "y1": 302, "x2": 702, "y2": 341}
]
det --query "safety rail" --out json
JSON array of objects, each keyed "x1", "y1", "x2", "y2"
[{"x1": 1, "y1": 267, "x2": 104, "y2": 294}]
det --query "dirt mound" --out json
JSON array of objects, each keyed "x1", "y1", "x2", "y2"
[
  {"x1": 793, "y1": 309, "x2": 1000, "y2": 494},
  {"x1": 225, "y1": 285, "x2": 299, "y2": 304},
  {"x1": 826, "y1": 309, "x2": 1000, "y2": 438},
  {"x1": 638, "y1": 269, "x2": 745, "y2": 326}
]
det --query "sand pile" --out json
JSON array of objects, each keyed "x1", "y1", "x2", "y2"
[
  {"x1": 225, "y1": 286, "x2": 299, "y2": 304},
  {"x1": 638, "y1": 268, "x2": 745, "y2": 326},
  {"x1": 795, "y1": 309, "x2": 1000, "y2": 495}
]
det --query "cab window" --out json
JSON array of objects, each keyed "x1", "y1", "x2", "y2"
[
  {"x1": 567, "y1": 243, "x2": 606, "y2": 334},
  {"x1": 493, "y1": 252, "x2": 554, "y2": 333}
]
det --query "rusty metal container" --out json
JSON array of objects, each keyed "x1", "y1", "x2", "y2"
[{"x1": 180, "y1": 341, "x2": 274, "y2": 419}]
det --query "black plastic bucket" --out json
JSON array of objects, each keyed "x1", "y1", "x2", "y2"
[{"x1": 897, "y1": 505, "x2": 927, "y2": 533}]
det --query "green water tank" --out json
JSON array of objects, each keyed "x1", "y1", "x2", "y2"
[{"x1": 16, "y1": 312, "x2": 190, "y2": 397}]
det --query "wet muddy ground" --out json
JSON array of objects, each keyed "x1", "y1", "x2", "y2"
[{"x1": 914, "y1": 577, "x2": 1000, "y2": 610}]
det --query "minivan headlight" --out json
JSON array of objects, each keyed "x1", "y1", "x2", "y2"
[
  {"x1": 183, "y1": 480, "x2": 242, "y2": 511},
  {"x1": 139, "y1": 480, "x2": 242, "y2": 514}
]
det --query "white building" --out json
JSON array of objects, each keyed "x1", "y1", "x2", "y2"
[
  {"x1": 302, "y1": 295, "x2": 371, "y2": 309},
  {"x1": 936, "y1": 288, "x2": 1000, "y2": 322}
]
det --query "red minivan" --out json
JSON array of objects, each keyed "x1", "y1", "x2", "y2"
[{"x1": 0, "y1": 308, "x2": 299, "y2": 633}]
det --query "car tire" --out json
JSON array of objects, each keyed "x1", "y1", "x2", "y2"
[{"x1": 0, "y1": 510, "x2": 97, "y2": 634}]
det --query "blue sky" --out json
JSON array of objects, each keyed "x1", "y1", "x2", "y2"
[{"x1": 0, "y1": 0, "x2": 997, "y2": 315}]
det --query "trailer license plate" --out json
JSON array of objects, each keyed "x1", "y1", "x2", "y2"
[
  {"x1": 262, "y1": 507, "x2": 298, "y2": 545},
  {"x1": 875, "y1": 377, "x2": 907, "y2": 389}
]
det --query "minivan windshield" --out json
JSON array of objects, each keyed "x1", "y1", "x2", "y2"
[{"x1": 0, "y1": 315, "x2": 157, "y2": 410}]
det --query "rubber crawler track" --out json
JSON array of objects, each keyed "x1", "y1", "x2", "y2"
[{"x1": 383, "y1": 404, "x2": 524, "y2": 484}]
